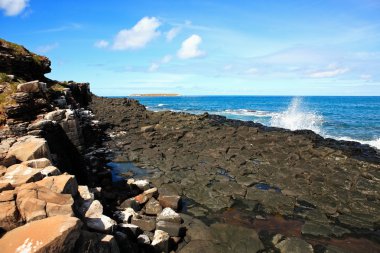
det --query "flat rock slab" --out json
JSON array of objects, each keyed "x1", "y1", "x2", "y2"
[{"x1": 0, "y1": 215, "x2": 82, "y2": 253}]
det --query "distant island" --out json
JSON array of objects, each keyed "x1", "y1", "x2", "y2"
[{"x1": 130, "y1": 93, "x2": 180, "y2": 97}]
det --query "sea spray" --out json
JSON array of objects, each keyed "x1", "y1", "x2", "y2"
[{"x1": 270, "y1": 97, "x2": 324, "y2": 134}]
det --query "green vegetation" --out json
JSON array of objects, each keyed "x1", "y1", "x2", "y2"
[
  {"x1": 0, "y1": 38, "x2": 46, "y2": 65},
  {"x1": 0, "y1": 72, "x2": 19, "y2": 124},
  {"x1": 50, "y1": 82, "x2": 70, "y2": 92}
]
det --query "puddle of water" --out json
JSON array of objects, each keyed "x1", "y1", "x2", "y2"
[{"x1": 107, "y1": 162, "x2": 149, "y2": 182}]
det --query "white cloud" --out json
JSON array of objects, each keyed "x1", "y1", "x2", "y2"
[
  {"x1": 113, "y1": 17, "x2": 161, "y2": 50},
  {"x1": 166, "y1": 27, "x2": 181, "y2": 42},
  {"x1": 94, "y1": 40, "x2": 109, "y2": 48},
  {"x1": 148, "y1": 63, "x2": 159, "y2": 72},
  {"x1": 0, "y1": 0, "x2": 28, "y2": 16},
  {"x1": 223, "y1": 65, "x2": 233, "y2": 71},
  {"x1": 308, "y1": 67, "x2": 349, "y2": 78},
  {"x1": 177, "y1": 34, "x2": 205, "y2": 59},
  {"x1": 35, "y1": 43, "x2": 58, "y2": 54}
]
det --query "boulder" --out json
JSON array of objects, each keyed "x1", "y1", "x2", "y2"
[
  {"x1": 137, "y1": 234, "x2": 150, "y2": 245},
  {"x1": 99, "y1": 235, "x2": 120, "y2": 253},
  {"x1": 17, "y1": 80, "x2": 46, "y2": 93},
  {"x1": 118, "y1": 223, "x2": 142, "y2": 238},
  {"x1": 0, "y1": 164, "x2": 43, "y2": 187},
  {"x1": 46, "y1": 202, "x2": 74, "y2": 217},
  {"x1": 145, "y1": 198, "x2": 162, "y2": 215},
  {"x1": 114, "y1": 207, "x2": 137, "y2": 223},
  {"x1": 156, "y1": 220, "x2": 185, "y2": 237},
  {"x1": 86, "y1": 214, "x2": 117, "y2": 232},
  {"x1": 151, "y1": 230, "x2": 170, "y2": 253},
  {"x1": 27, "y1": 120, "x2": 54, "y2": 131},
  {"x1": 158, "y1": 194, "x2": 181, "y2": 211},
  {"x1": 141, "y1": 125, "x2": 155, "y2": 133},
  {"x1": 44, "y1": 109, "x2": 66, "y2": 121},
  {"x1": 275, "y1": 237, "x2": 314, "y2": 253},
  {"x1": 36, "y1": 174, "x2": 78, "y2": 196},
  {"x1": 78, "y1": 185, "x2": 94, "y2": 201},
  {"x1": 79, "y1": 200, "x2": 103, "y2": 218},
  {"x1": 157, "y1": 207, "x2": 182, "y2": 224},
  {"x1": 131, "y1": 216, "x2": 156, "y2": 232},
  {"x1": 18, "y1": 197, "x2": 47, "y2": 222},
  {"x1": 0, "y1": 215, "x2": 82, "y2": 253},
  {"x1": 11, "y1": 92, "x2": 31, "y2": 103},
  {"x1": 40, "y1": 166, "x2": 61, "y2": 177},
  {"x1": 21, "y1": 158, "x2": 52, "y2": 168},
  {"x1": 0, "y1": 201, "x2": 21, "y2": 231},
  {"x1": 5, "y1": 136, "x2": 52, "y2": 162}
]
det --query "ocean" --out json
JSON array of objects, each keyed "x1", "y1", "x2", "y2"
[{"x1": 125, "y1": 96, "x2": 380, "y2": 150}]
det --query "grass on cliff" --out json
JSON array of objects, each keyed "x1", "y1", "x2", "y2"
[
  {"x1": 0, "y1": 38, "x2": 46, "y2": 65},
  {"x1": 0, "y1": 72, "x2": 19, "y2": 124},
  {"x1": 50, "y1": 82, "x2": 70, "y2": 92}
]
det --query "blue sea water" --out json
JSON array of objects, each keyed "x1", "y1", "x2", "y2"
[{"x1": 125, "y1": 96, "x2": 380, "y2": 150}]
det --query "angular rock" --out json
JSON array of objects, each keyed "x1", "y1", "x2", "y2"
[
  {"x1": 11, "y1": 92, "x2": 31, "y2": 103},
  {"x1": 0, "y1": 215, "x2": 82, "y2": 253},
  {"x1": 152, "y1": 230, "x2": 170, "y2": 253},
  {"x1": 18, "y1": 197, "x2": 47, "y2": 222},
  {"x1": 114, "y1": 207, "x2": 137, "y2": 223},
  {"x1": 131, "y1": 216, "x2": 156, "y2": 232},
  {"x1": 79, "y1": 199, "x2": 103, "y2": 218},
  {"x1": 158, "y1": 194, "x2": 181, "y2": 211},
  {"x1": 145, "y1": 197, "x2": 162, "y2": 215},
  {"x1": 46, "y1": 202, "x2": 74, "y2": 217},
  {"x1": 21, "y1": 158, "x2": 52, "y2": 168},
  {"x1": 157, "y1": 207, "x2": 182, "y2": 224},
  {"x1": 78, "y1": 185, "x2": 94, "y2": 201},
  {"x1": 275, "y1": 237, "x2": 314, "y2": 253},
  {"x1": 0, "y1": 201, "x2": 21, "y2": 231},
  {"x1": 36, "y1": 174, "x2": 78, "y2": 196},
  {"x1": 141, "y1": 125, "x2": 155, "y2": 133},
  {"x1": 137, "y1": 234, "x2": 151, "y2": 245},
  {"x1": 99, "y1": 235, "x2": 120, "y2": 253},
  {"x1": 118, "y1": 223, "x2": 143, "y2": 238},
  {"x1": 156, "y1": 220, "x2": 185, "y2": 237},
  {"x1": 40, "y1": 166, "x2": 61, "y2": 177},
  {"x1": 27, "y1": 120, "x2": 54, "y2": 131},
  {"x1": 86, "y1": 215, "x2": 117, "y2": 232},
  {"x1": 6, "y1": 136, "x2": 52, "y2": 162},
  {"x1": 17, "y1": 80, "x2": 45, "y2": 93},
  {"x1": 44, "y1": 109, "x2": 66, "y2": 121},
  {"x1": 0, "y1": 164, "x2": 43, "y2": 187}
]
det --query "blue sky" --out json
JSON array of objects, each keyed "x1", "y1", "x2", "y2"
[{"x1": 1, "y1": 0, "x2": 380, "y2": 95}]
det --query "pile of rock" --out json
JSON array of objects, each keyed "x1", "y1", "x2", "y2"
[
  {"x1": 112, "y1": 178, "x2": 185, "y2": 252},
  {"x1": 0, "y1": 136, "x2": 120, "y2": 252}
]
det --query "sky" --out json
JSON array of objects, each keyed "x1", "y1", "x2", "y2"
[{"x1": 1, "y1": 0, "x2": 380, "y2": 96}]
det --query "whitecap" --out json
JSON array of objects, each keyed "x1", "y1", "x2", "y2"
[{"x1": 269, "y1": 97, "x2": 324, "y2": 134}]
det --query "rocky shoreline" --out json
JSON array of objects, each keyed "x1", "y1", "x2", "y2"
[
  {"x1": 0, "y1": 38, "x2": 379, "y2": 253},
  {"x1": 90, "y1": 95, "x2": 380, "y2": 252}
]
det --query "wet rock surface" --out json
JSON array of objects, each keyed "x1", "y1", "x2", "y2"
[{"x1": 90, "y1": 95, "x2": 380, "y2": 253}]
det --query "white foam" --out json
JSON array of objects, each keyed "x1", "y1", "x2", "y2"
[
  {"x1": 157, "y1": 103, "x2": 166, "y2": 107},
  {"x1": 223, "y1": 109, "x2": 275, "y2": 117},
  {"x1": 328, "y1": 136, "x2": 380, "y2": 150},
  {"x1": 269, "y1": 97, "x2": 324, "y2": 134}
]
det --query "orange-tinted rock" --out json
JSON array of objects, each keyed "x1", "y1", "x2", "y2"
[
  {"x1": 0, "y1": 201, "x2": 21, "y2": 231},
  {"x1": 36, "y1": 174, "x2": 78, "y2": 196},
  {"x1": 46, "y1": 202, "x2": 74, "y2": 217},
  {"x1": 0, "y1": 215, "x2": 82, "y2": 253},
  {"x1": 0, "y1": 190, "x2": 15, "y2": 202},
  {"x1": 18, "y1": 197, "x2": 47, "y2": 222},
  {"x1": 21, "y1": 158, "x2": 52, "y2": 169},
  {"x1": 0, "y1": 164, "x2": 43, "y2": 187}
]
